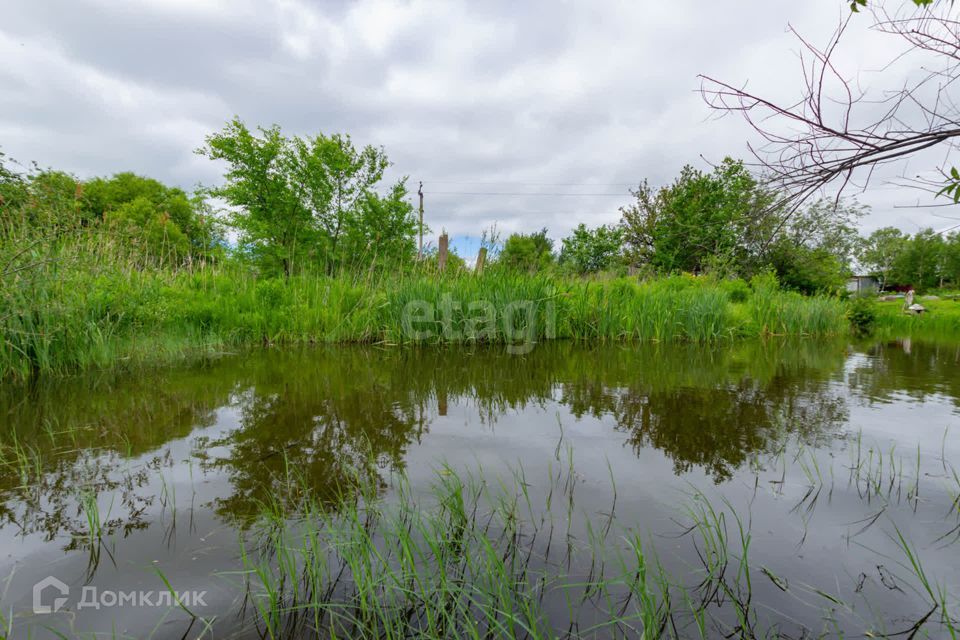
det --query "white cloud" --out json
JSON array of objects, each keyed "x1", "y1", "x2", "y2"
[{"x1": 0, "y1": 0, "x2": 955, "y2": 244}]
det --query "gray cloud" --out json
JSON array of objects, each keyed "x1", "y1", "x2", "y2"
[{"x1": 1, "y1": 0, "x2": 955, "y2": 251}]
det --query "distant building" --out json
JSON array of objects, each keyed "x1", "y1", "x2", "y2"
[{"x1": 846, "y1": 275, "x2": 879, "y2": 294}]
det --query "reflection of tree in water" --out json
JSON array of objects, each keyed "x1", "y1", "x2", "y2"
[
  {"x1": 0, "y1": 366, "x2": 226, "y2": 544},
  {"x1": 848, "y1": 340, "x2": 960, "y2": 410},
  {"x1": 0, "y1": 449, "x2": 167, "y2": 558},
  {"x1": 197, "y1": 356, "x2": 429, "y2": 522},
  {"x1": 1, "y1": 338, "x2": 949, "y2": 538},
  {"x1": 195, "y1": 347, "x2": 568, "y2": 524},
  {"x1": 558, "y1": 342, "x2": 850, "y2": 481},
  {"x1": 612, "y1": 381, "x2": 848, "y2": 481}
]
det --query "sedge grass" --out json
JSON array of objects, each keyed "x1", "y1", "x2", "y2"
[
  {"x1": 230, "y1": 454, "x2": 960, "y2": 640},
  {"x1": 0, "y1": 225, "x2": 851, "y2": 383}
]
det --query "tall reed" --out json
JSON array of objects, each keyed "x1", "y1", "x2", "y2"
[{"x1": 1, "y1": 225, "x2": 851, "y2": 382}]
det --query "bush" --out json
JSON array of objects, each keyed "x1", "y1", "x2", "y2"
[
  {"x1": 498, "y1": 229, "x2": 554, "y2": 273},
  {"x1": 749, "y1": 270, "x2": 780, "y2": 295},
  {"x1": 847, "y1": 295, "x2": 877, "y2": 335},
  {"x1": 559, "y1": 224, "x2": 623, "y2": 274},
  {"x1": 719, "y1": 278, "x2": 751, "y2": 303}
]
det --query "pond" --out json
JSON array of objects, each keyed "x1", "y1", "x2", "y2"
[{"x1": 0, "y1": 339, "x2": 958, "y2": 638}]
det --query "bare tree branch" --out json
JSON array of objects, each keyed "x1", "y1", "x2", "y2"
[{"x1": 699, "y1": 2, "x2": 960, "y2": 210}]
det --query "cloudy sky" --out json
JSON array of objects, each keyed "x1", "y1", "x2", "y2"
[{"x1": 2, "y1": 0, "x2": 957, "y2": 256}]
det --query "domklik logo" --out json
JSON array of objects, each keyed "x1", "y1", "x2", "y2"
[{"x1": 32, "y1": 576, "x2": 69, "y2": 614}]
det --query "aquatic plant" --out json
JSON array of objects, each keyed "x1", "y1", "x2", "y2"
[
  {"x1": 0, "y1": 225, "x2": 851, "y2": 383},
  {"x1": 230, "y1": 457, "x2": 960, "y2": 640}
]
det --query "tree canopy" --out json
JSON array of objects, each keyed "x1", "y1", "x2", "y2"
[
  {"x1": 498, "y1": 228, "x2": 555, "y2": 273},
  {"x1": 199, "y1": 118, "x2": 416, "y2": 276},
  {"x1": 559, "y1": 224, "x2": 624, "y2": 274}
]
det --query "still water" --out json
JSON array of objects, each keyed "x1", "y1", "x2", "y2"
[{"x1": 0, "y1": 340, "x2": 958, "y2": 638}]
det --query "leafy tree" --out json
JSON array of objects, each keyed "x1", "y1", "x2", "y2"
[
  {"x1": 106, "y1": 196, "x2": 190, "y2": 263},
  {"x1": 339, "y1": 180, "x2": 418, "y2": 271},
  {"x1": 764, "y1": 243, "x2": 845, "y2": 294},
  {"x1": 943, "y1": 232, "x2": 960, "y2": 287},
  {"x1": 858, "y1": 227, "x2": 908, "y2": 290},
  {"x1": 83, "y1": 172, "x2": 167, "y2": 220},
  {"x1": 620, "y1": 158, "x2": 774, "y2": 274},
  {"x1": 781, "y1": 199, "x2": 864, "y2": 267},
  {"x1": 20, "y1": 171, "x2": 82, "y2": 227},
  {"x1": 82, "y1": 172, "x2": 221, "y2": 262},
  {"x1": 559, "y1": 223, "x2": 623, "y2": 274},
  {"x1": 891, "y1": 228, "x2": 946, "y2": 291},
  {"x1": 0, "y1": 150, "x2": 28, "y2": 215},
  {"x1": 621, "y1": 158, "x2": 861, "y2": 290},
  {"x1": 289, "y1": 132, "x2": 389, "y2": 273},
  {"x1": 0, "y1": 161, "x2": 84, "y2": 228},
  {"x1": 760, "y1": 199, "x2": 864, "y2": 293},
  {"x1": 199, "y1": 118, "x2": 411, "y2": 276},
  {"x1": 199, "y1": 119, "x2": 311, "y2": 277},
  {"x1": 498, "y1": 228, "x2": 554, "y2": 272},
  {"x1": 859, "y1": 227, "x2": 957, "y2": 291}
]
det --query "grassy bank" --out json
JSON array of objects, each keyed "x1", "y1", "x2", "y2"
[
  {"x1": 872, "y1": 296, "x2": 960, "y2": 340},
  {"x1": 0, "y1": 231, "x2": 851, "y2": 381}
]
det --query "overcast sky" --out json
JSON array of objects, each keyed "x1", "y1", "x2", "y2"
[{"x1": 2, "y1": 0, "x2": 957, "y2": 256}]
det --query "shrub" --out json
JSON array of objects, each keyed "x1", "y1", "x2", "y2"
[
  {"x1": 719, "y1": 278, "x2": 750, "y2": 303},
  {"x1": 749, "y1": 270, "x2": 780, "y2": 294},
  {"x1": 847, "y1": 295, "x2": 877, "y2": 335}
]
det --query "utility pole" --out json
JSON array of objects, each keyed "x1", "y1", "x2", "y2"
[
  {"x1": 438, "y1": 232, "x2": 449, "y2": 273},
  {"x1": 418, "y1": 181, "x2": 424, "y2": 260},
  {"x1": 475, "y1": 247, "x2": 487, "y2": 275}
]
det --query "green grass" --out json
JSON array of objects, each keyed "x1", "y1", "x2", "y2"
[
  {"x1": 0, "y1": 227, "x2": 852, "y2": 382},
  {"x1": 229, "y1": 453, "x2": 960, "y2": 639},
  {"x1": 873, "y1": 297, "x2": 960, "y2": 340},
  {"x1": 235, "y1": 457, "x2": 676, "y2": 639}
]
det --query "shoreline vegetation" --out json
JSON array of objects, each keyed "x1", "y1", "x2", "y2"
[
  {"x1": 4, "y1": 221, "x2": 960, "y2": 383},
  {"x1": 3, "y1": 120, "x2": 960, "y2": 383},
  {"x1": 1, "y1": 226, "x2": 855, "y2": 383},
  {"x1": 196, "y1": 446, "x2": 960, "y2": 638}
]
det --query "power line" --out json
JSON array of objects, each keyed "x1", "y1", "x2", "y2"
[
  {"x1": 448, "y1": 214, "x2": 620, "y2": 216},
  {"x1": 424, "y1": 180, "x2": 637, "y2": 187},
  {"x1": 424, "y1": 191, "x2": 631, "y2": 197}
]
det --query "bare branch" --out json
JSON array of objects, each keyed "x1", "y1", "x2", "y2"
[{"x1": 699, "y1": 1, "x2": 960, "y2": 209}]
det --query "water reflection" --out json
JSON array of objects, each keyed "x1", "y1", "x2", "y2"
[
  {"x1": 0, "y1": 339, "x2": 951, "y2": 536},
  {"x1": 849, "y1": 338, "x2": 960, "y2": 406}
]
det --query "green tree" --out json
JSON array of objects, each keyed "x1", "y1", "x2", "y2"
[
  {"x1": 858, "y1": 227, "x2": 908, "y2": 290},
  {"x1": 760, "y1": 199, "x2": 864, "y2": 293},
  {"x1": 891, "y1": 229, "x2": 946, "y2": 291},
  {"x1": 82, "y1": 172, "x2": 220, "y2": 260},
  {"x1": 200, "y1": 119, "x2": 314, "y2": 276},
  {"x1": 620, "y1": 158, "x2": 774, "y2": 274},
  {"x1": 498, "y1": 228, "x2": 554, "y2": 272},
  {"x1": 942, "y1": 232, "x2": 960, "y2": 287},
  {"x1": 559, "y1": 223, "x2": 623, "y2": 274},
  {"x1": 339, "y1": 180, "x2": 418, "y2": 271},
  {"x1": 0, "y1": 151, "x2": 27, "y2": 218},
  {"x1": 82, "y1": 172, "x2": 166, "y2": 220},
  {"x1": 106, "y1": 196, "x2": 190, "y2": 264},
  {"x1": 764, "y1": 243, "x2": 845, "y2": 294},
  {"x1": 21, "y1": 170, "x2": 82, "y2": 228},
  {"x1": 289, "y1": 133, "x2": 389, "y2": 273},
  {"x1": 620, "y1": 159, "x2": 860, "y2": 290},
  {"x1": 199, "y1": 118, "x2": 410, "y2": 276}
]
